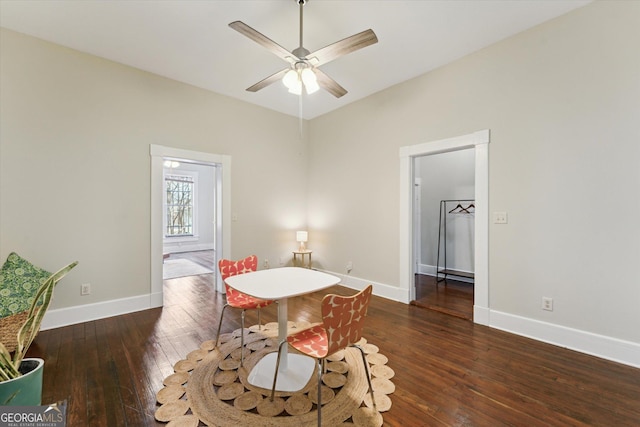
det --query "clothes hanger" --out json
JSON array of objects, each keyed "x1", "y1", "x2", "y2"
[
  {"x1": 449, "y1": 203, "x2": 465, "y2": 214},
  {"x1": 449, "y1": 202, "x2": 475, "y2": 214}
]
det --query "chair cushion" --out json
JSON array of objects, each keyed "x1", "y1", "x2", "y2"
[
  {"x1": 288, "y1": 324, "x2": 328, "y2": 359},
  {"x1": 225, "y1": 287, "x2": 273, "y2": 310},
  {"x1": 0, "y1": 252, "x2": 51, "y2": 318}
]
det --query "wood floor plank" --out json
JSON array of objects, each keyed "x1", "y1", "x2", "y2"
[
  {"x1": 412, "y1": 274, "x2": 473, "y2": 320},
  {"x1": 100, "y1": 316, "x2": 130, "y2": 427},
  {"x1": 25, "y1": 256, "x2": 640, "y2": 426},
  {"x1": 82, "y1": 321, "x2": 107, "y2": 426}
]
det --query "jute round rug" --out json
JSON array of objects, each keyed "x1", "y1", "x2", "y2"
[{"x1": 154, "y1": 321, "x2": 394, "y2": 426}]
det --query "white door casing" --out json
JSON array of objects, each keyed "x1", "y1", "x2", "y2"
[
  {"x1": 399, "y1": 130, "x2": 489, "y2": 325},
  {"x1": 150, "y1": 144, "x2": 231, "y2": 306}
]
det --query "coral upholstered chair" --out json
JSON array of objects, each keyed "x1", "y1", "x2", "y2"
[
  {"x1": 215, "y1": 255, "x2": 274, "y2": 366},
  {"x1": 270, "y1": 285, "x2": 375, "y2": 426}
]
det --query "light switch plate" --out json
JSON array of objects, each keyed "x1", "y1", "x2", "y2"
[{"x1": 493, "y1": 211, "x2": 508, "y2": 224}]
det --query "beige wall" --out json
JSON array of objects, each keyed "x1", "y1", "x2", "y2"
[
  {"x1": 1, "y1": 1, "x2": 639, "y2": 356},
  {"x1": 0, "y1": 28, "x2": 308, "y2": 310},
  {"x1": 308, "y1": 1, "x2": 640, "y2": 344}
]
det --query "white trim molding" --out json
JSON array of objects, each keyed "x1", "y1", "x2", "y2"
[
  {"x1": 399, "y1": 129, "x2": 490, "y2": 325},
  {"x1": 491, "y1": 310, "x2": 640, "y2": 369},
  {"x1": 150, "y1": 144, "x2": 231, "y2": 299},
  {"x1": 41, "y1": 272, "x2": 640, "y2": 368},
  {"x1": 330, "y1": 267, "x2": 640, "y2": 368},
  {"x1": 328, "y1": 271, "x2": 409, "y2": 303},
  {"x1": 41, "y1": 294, "x2": 158, "y2": 331},
  {"x1": 416, "y1": 265, "x2": 474, "y2": 284}
]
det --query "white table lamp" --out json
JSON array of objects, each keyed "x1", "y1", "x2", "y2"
[{"x1": 296, "y1": 231, "x2": 308, "y2": 251}]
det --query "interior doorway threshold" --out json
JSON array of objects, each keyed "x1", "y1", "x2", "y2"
[{"x1": 410, "y1": 299, "x2": 472, "y2": 321}]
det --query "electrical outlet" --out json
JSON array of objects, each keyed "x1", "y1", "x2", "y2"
[
  {"x1": 81, "y1": 283, "x2": 91, "y2": 296},
  {"x1": 542, "y1": 297, "x2": 553, "y2": 311},
  {"x1": 263, "y1": 259, "x2": 270, "y2": 269},
  {"x1": 346, "y1": 261, "x2": 353, "y2": 272}
]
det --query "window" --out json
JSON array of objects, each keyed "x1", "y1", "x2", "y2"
[{"x1": 165, "y1": 175, "x2": 194, "y2": 237}]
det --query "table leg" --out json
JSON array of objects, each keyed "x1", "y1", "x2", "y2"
[
  {"x1": 278, "y1": 298, "x2": 289, "y2": 370},
  {"x1": 246, "y1": 297, "x2": 315, "y2": 391}
]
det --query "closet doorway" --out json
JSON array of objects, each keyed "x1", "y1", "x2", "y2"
[
  {"x1": 398, "y1": 129, "x2": 489, "y2": 326},
  {"x1": 412, "y1": 149, "x2": 475, "y2": 320}
]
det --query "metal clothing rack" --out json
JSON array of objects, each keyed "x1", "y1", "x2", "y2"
[{"x1": 436, "y1": 199, "x2": 475, "y2": 285}]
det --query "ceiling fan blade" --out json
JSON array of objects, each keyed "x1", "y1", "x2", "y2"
[
  {"x1": 307, "y1": 29, "x2": 378, "y2": 66},
  {"x1": 229, "y1": 21, "x2": 298, "y2": 63},
  {"x1": 246, "y1": 68, "x2": 289, "y2": 92},
  {"x1": 314, "y1": 69, "x2": 347, "y2": 98}
]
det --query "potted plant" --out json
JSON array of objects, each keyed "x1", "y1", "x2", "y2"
[{"x1": 0, "y1": 259, "x2": 78, "y2": 406}]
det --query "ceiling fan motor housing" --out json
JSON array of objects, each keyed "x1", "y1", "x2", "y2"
[
  {"x1": 292, "y1": 46, "x2": 311, "y2": 59},
  {"x1": 229, "y1": 0, "x2": 377, "y2": 98}
]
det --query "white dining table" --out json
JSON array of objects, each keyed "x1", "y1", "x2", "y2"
[{"x1": 224, "y1": 267, "x2": 340, "y2": 391}]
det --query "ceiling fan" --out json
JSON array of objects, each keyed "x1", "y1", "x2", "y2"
[{"x1": 229, "y1": 0, "x2": 378, "y2": 98}]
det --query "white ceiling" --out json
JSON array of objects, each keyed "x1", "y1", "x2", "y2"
[{"x1": 0, "y1": 0, "x2": 591, "y2": 119}]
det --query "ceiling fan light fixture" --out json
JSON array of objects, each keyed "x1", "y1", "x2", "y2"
[
  {"x1": 301, "y1": 68, "x2": 319, "y2": 94},
  {"x1": 282, "y1": 65, "x2": 318, "y2": 96},
  {"x1": 283, "y1": 69, "x2": 299, "y2": 90},
  {"x1": 230, "y1": 0, "x2": 377, "y2": 98},
  {"x1": 288, "y1": 79, "x2": 303, "y2": 95}
]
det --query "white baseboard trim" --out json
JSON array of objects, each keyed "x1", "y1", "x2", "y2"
[
  {"x1": 150, "y1": 291, "x2": 163, "y2": 308},
  {"x1": 473, "y1": 305, "x2": 490, "y2": 326},
  {"x1": 328, "y1": 270, "x2": 640, "y2": 368},
  {"x1": 39, "y1": 278, "x2": 640, "y2": 368},
  {"x1": 418, "y1": 264, "x2": 474, "y2": 284},
  {"x1": 41, "y1": 293, "x2": 163, "y2": 331},
  {"x1": 321, "y1": 270, "x2": 409, "y2": 303},
  {"x1": 490, "y1": 310, "x2": 640, "y2": 369},
  {"x1": 417, "y1": 264, "x2": 436, "y2": 276}
]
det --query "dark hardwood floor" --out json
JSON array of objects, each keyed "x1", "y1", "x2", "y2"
[
  {"x1": 25, "y1": 265, "x2": 640, "y2": 426},
  {"x1": 411, "y1": 274, "x2": 474, "y2": 320}
]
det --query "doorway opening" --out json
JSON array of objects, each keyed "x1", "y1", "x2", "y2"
[
  {"x1": 411, "y1": 149, "x2": 475, "y2": 320},
  {"x1": 150, "y1": 145, "x2": 231, "y2": 308},
  {"x1": 398, "y1": 130, "x2": 489, "y2": 325},
  {"x1": 161, "y1": 161, "x2": 217, "y2": 281}
]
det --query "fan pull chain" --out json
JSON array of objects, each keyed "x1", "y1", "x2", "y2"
[{"x1": 298, "y1": 95, "x2": 304, "y2": 138}]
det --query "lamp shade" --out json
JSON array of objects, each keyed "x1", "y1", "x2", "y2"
[
  {"x1": 296, "y1": 231, "x2": 308, "y2": 243},
  {"x1": 288, "y1": 80, "x2": 302, "y2": 95},
  {"x1": 301, "y1": 68, "x2": 319, "y2": 94},
  {"x1": 283, "y1": 69, "x2": 299, "y2": 90},
  {"x1": 282, "y1": 65, "x2": 319, "y2": 96}
]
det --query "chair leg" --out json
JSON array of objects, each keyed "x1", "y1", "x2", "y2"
[
  {"x1": 240, "y1": 309, "x2": 246, "y2": 367},
  {"x1": 214, "y1": 304, "x2": 231, "y2": 348},
  {"x1": 269, "y1": 340, "x2": 288, "y2": 401},
  {"x1": 354, "y1": 344, "x2": 376, "y2": 410},
  {"x1": 317, "y1": 358, "x2": 323, "y2": 427}
]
